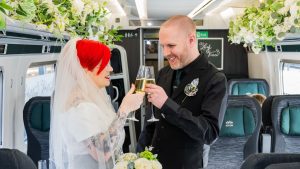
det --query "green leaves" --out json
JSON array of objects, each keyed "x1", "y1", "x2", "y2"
[
  {"x1": 16, "y1": 4, "x2": 27, "y2": 16},
  {"x1": 0, "y1": 14, "x2": 5, "y2": 29},
  {"x1": 0, "y1": 1, "x2": 13, "y2": 12},
  {"x1": 0, "y1": 1, "x2": 14, "y2": 29},
  {"x1": 17, "y1": 0, "x2": 36, "y2": 21}
]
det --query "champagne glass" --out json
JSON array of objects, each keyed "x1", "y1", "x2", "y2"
[
  {"x1": 126, "y1": 65, "x2": 147, "y2": 121},
  {"x1": 145, "y1": 66, "x2": 159, "y2": 122}
]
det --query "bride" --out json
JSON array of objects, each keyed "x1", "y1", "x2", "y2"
[{"x1": 50, "y1": 39, "x2": 144, "y2": 169}]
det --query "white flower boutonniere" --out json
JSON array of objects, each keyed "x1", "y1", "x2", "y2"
[
  {"x1": 182, "y1": 78, "x2": 199, "y2": 103},
  {"x1": 184, "y1": 78, "x2": 199, "y2": 96}
]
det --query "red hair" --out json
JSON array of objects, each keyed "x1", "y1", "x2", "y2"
[{"x1": 76, "y1": 39, "x2": 111, "y2": 74}]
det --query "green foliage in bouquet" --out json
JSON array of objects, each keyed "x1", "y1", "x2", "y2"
[
  {"x1": 228, "y1": 0, "x2": 300, "y2": 54},
  {"x1": 138, "y1": 147, "x2": 158, "y2": 161},
  {"x1": 6, "y1": 0, "x2": 123, "y2": 46}
]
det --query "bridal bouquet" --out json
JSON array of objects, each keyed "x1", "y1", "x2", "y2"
[
  {"x1": 228, "y1": 0, "x2": 300, "y2": 54},
  {"x1": 114, "y1": 147, "x2": 162, "y2": 169}
]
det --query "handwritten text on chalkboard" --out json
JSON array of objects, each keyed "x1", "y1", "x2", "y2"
[{"x1": 198, "y1": 38, "x2": 224, "y2": 69}]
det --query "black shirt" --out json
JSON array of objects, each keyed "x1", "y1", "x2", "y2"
[{"x1": 137, "y1": 54, "x2": 228, "y2": 169}]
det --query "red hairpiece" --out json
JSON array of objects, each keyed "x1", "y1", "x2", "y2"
[{"x1": 76, "y1": 39, "x2": 111, "y2": 74}]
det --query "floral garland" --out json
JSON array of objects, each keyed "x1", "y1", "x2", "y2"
[
  {"x1": 1, "y1": 0, "x2": 122, "y2": 46},
  {"x1": 228, "y1": 0, "x2": 300, "y2": 54}
]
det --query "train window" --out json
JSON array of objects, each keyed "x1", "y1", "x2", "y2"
[
  {"x1": 25, "y1": 62, "x2": 56, "y2": 103},
  {"x1": 280, "y1": 60, "x2": 300, "y2": 94},
  {"x1": 0, "y1": 69, "x2": 2, "y2": 145},
  {"x1": 24, "y1": 62, "x2": 56, "y2": 143}
]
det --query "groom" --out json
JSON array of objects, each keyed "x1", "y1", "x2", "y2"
[{"x1": 137, "y1": 15, "x2": 228, "y2": 169}]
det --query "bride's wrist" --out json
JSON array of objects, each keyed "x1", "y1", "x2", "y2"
[{"x1": 117, "y1": 106, "x2": 128, "y2": 117}]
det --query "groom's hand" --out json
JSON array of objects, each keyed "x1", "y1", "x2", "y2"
[{"x1": 145, "y1": 84, "x2": 168, "y2": 109}]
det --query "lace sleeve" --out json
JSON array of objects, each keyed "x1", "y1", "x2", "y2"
[{"x1": 84, "y1": 112, "x2": 127, "y2": 168}]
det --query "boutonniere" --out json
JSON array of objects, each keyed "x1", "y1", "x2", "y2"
[{"x1": 182, "y1": 78, "x2": 199, "y2": 103}]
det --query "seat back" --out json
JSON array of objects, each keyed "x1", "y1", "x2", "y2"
[
  {"x1": 207, "y1": 96, "x2": 262, "y2": 169},
  {"x1": 271, "y1": 95, "x2": 300, "y2": 153},
  {"x1": 0, "y1": 148, "x2": 37, "y2": 169},
  {"x1": 265, "y1": 162, "x2": 300, "y2": 169},
  {"x1": 23, "y1": 96, "x2": 51, "y2": 166},
  {"x1": 228, "y1": 79, "x2": 270, "y2": 96},
  {"x1": 241, "y1": 153, "x2": 300, "y2": 169}
]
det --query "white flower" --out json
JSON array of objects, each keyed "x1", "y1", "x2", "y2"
[
  {"x1": 72, "y1": 0, "x2": 85, "y2": 14},
  {"x1": 151, "y1": 160, "x2": 162, "y2": 169},
  {"x1": 113, "y1": 161, "x2": 128, "y2": 169},
  {"x1": 184, "y1": 78, "x2": 199, "y2": 97},
  {"x1": 278, "y1": 6, "x2": 290, "y2": 15},
  {"x1": 289, "y1": 4, "x2": 300, "y2": 18},
  {"x1": 104, "y1": 35, "x2": 109, "y2": 40},
  {"x1": 84, "y1": 4, "x2": 93, "y2": 14},
  {"x1": 284, "y1": 0, "x2": 297, "y2": 8},
  {"x1": 134, "y1": 158, "x2": 152, "y2": 169},
  {"x1": 118, "y1": 153, "x2": 138, "y2": 162},
  {"x1": 251, "y1": 43, "x2": 262, "y2": 54}
]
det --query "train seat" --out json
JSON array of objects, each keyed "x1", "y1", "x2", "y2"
[
  {"x1": 0, "y1": 148, "x2": 37, "y2": 169},
  {"x1": 228, "y1": 79, "x2": 270, "y2": 96},
  {"x1": 23, "y1": 96, "x2": 51, "y2": 166},
  {"x1": 240, "y1": 153, "x2": 300, "y2": 169},
  {"x1": 270, "y1": 95, "x2": 300, "y2": 153},
  {"x1": 206, "y1": 96, "x2": 261, "y2": 169},
  {"x1": 265, "y1": 162, "x2": 300, "y2": 169}
]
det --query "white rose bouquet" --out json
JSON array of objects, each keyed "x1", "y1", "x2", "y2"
[{"x1": 114, "y1": 147, "x2": 162, "y2": 169}]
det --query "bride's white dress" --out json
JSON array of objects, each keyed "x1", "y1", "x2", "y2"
[
  {"x1": 50, "y1": 38, "x2": 127, "y2": 169},
  {"x1": 61, "y1": 102, "x2": 125, "y2": 169}
]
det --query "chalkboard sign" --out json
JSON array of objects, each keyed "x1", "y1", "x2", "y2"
[{"x1": 198, "y1": 38, "x2": 223, "y2": 69}]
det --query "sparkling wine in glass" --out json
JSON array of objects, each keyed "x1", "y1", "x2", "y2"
[
  {"x1": 126, "y1": 65, "x2": 147, "y2": 121},
  {"x1": 145, "y1": 66, "x2": 159, "y2": 122}
]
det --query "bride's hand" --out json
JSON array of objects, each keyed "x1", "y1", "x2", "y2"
[{"x1": 118, "y1": 84, "x2": 145, "y2": 116}]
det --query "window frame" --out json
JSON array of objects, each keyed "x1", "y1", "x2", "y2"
[
  {"x1": 23, "y1": 61, "x2": 56, "y2": 143},
  {"x1": 279, "y1": 59, "x2": 300, "y2": 95},
  {"x1": 0, "y1": 68, "x2": 3, "y2": 146}
]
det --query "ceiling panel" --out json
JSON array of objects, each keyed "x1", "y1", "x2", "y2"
[
  {"x1": 121, "y1": 0, "x2": 259, "y2": 21},
  {"x1": 147, "y1": 0, "x2": 204, "y2": 20}
]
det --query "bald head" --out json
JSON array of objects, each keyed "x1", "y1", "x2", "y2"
[
  {"x1": 159, "y1": 15, "x2": 199, "y2": 70},
  {"x1": 161, "y1": 15, "x2": 196, "y2": 36}
]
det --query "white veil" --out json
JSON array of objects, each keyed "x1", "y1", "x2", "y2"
[{"x1": 50, "y1": 38, "x2": 121, "y2": 169}]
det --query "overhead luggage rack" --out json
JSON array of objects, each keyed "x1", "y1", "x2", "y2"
[
  {"x1": 0, "y1": 19, "x2": 69, "y2": 55},
  {"x1": 274, "y1": 34, "x2": 300, "y2": 52}
]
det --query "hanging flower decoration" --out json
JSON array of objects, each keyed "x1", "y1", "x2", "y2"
[
  {"x1": 5, "y1": 0, "x2": 122, "y2": 46},
  {"x1": 228, "y1": 0, "x2": 300, "y2": 54}
]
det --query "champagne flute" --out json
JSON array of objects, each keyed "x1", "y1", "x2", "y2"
[
  {"x1": 126, "y1": 65, "x2": 147, "y2": 121},
  {"x1": 145, "y1": 66, "x2": 159, "y2": 122}
]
